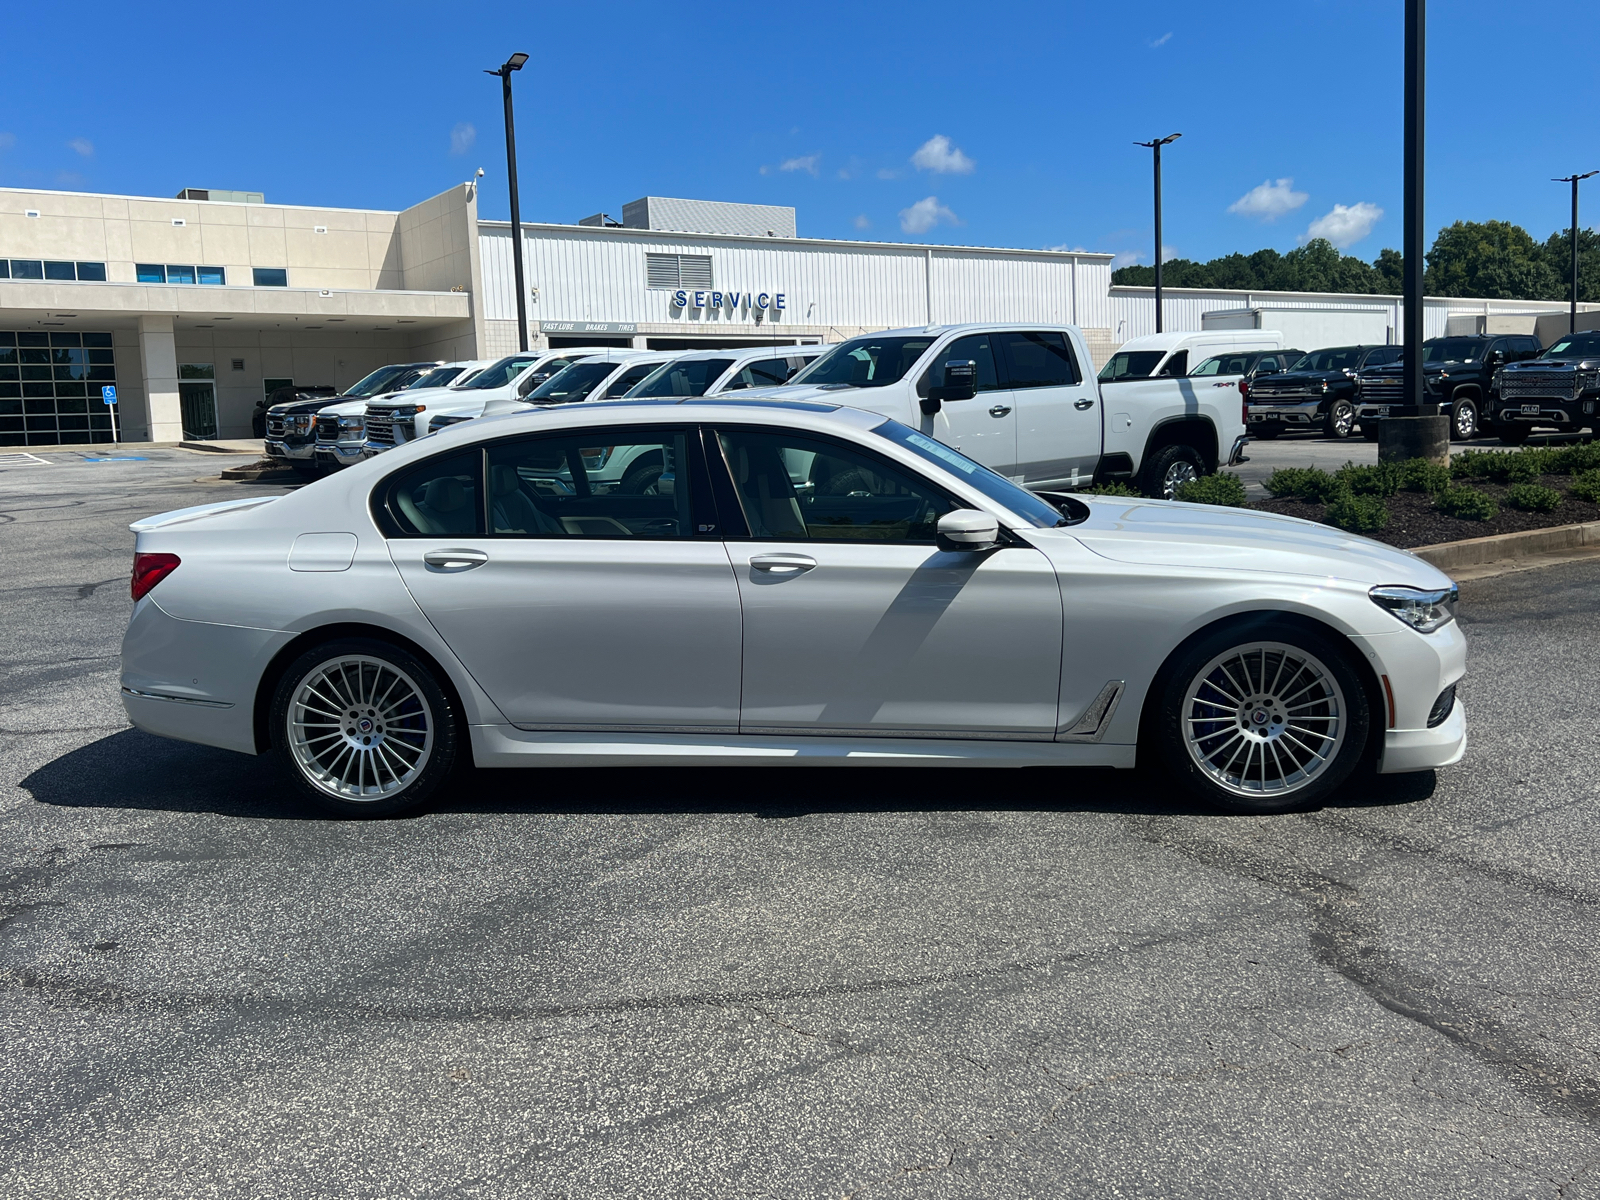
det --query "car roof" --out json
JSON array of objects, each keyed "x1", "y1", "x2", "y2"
[{"x1": 654, "y1": 344, "x2": 823, "y2": 364}]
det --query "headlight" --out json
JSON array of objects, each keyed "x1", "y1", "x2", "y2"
[
  {"x1": 1369, "y1": 584, "x2": 1458, "y2": 633},
  {"x1": 338, "y1": 416, "x2": 364, "y2": 432}
]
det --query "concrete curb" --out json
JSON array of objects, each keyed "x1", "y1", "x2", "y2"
[{"x1": 1410, "y1": 520, "x2": 1600, "y2": 570}]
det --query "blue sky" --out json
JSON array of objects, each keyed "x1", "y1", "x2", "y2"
[{"x1": 2, "y1": 0, "x2": 1595, "y2": 267}]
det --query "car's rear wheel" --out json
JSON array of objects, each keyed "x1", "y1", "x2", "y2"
[
  {"x1": 270, "y1": 638, "x2": 457, "y2": 817},
  {"x1": 1152, "y1": 622, "x2": 1370, "y2": 814},
  {"x1": 1141, "y1": 443, "x2": 1206, "y2": 499},
  {"x1": 1324, "y1": 401, "x2": 1355, "y2": 439}
]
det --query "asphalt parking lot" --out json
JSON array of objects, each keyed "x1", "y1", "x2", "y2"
[{"x1": 4, "y1": 446, "x2": 1599, "y2": 1199}]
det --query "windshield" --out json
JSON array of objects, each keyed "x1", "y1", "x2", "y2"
[
  {"x1": 1097, "y1": 350, "x2": 1165, "y2": 382},
  {"x1": 628, "y1": 358, "x2": 736, "y2": 398},
  {"x1": 873, "y1": 419, "x2": 1067, "y2": 529},
  {"x1": 1423, "y1": 338, "x2": 1488, "y2": 364},
  {"x1": 788, "y1": 336, "x2": 935, "y2": 389},
  {"x1": 1292, "y1": 348, "x2": 1364, "y2": 372},
  {"x1": 409, "y1": 365, "x2": 467, "y2": 390},
  {"x1": 1543, "y1": 333, "x2": 1600, "y2": 358},
  {"x1": 525, "y1": 360, "x2": 618, "y2": 403},
  {"x1": 458, "y1": 355, "x2": 540, "y2": 390},
  {"x1": 1189, "y1": 353, "x2": 1255, "y2": 377},
  {"x1": 344, "y1": 365, "x2": 416, "y2": 398}
]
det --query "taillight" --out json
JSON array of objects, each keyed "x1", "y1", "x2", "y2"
[
  {"x1": 1240, "y1": 378, "x2": 1249, "y2": 424},
  {"x1": 131, "y1": 552, "x2": 181, "y2": 601}
]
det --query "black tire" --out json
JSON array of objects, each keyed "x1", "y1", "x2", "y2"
[
  {"x1": 619, "y1": 453, "x2": 666, "y2": 495},
  {"x1": 1140, "y1": 443, "x2": 1206, "y2": 499},
  {"x1": 1495, "y1": 423, "x2": 1531, "y2": 446},
  {"x1": 1324, "y1": 401, "x2": 1356, "y2": 439},
  {"x1": 1360, "y1": 423, "x2": 1380, "y2": 441},
  {"x1": 1253, "y1": 424, "x2": 1283, "y2": 440},
  {"x1": 1450, "y1": 398, "x2": 1479, "y2": 441},
  {"x1": 1149, "y1": 618, "x2": 1371, "y2": 814},
  {"x1": 269, "y1": 637, "x2": 458, "y2": 817}
]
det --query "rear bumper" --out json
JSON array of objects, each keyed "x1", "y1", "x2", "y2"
[
  {"x1": 1227, "y1": 433, "x2": 1249, "y2": 466},
  {"x1": 1379, "y1": 700, "x2": 1466, "y2": 774}
]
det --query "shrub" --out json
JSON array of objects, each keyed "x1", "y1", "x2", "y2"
[
  {"x1": 1506, "y1": 483, "x2": 1562, "y2": 512},
  {"x1": 1264, "y1": 466, "x2": 1340, "y2": 502},
  {"x1": 1398, "y1": 457, "x2": 1452, "y2": 493},
  {"x1": 1173, "y1": 471, "x2": 1249, "y2": 507},
  {"x1": 1336, "y1": 461, "x2": 1403, "y2": 497},
  {"x1": 1082, "y1": 481, "x2": 1140, "y2": 497},
  {"x1": 1449, "y1": 449, "x2": 1498, "y2": 480},
  {"x1": 1571, "y1": 469, "x2": 1600, "y2": 503},
  {"x1": 1324, "y1": 491, "x2": 1390, "y2": 533},
  {"x1": 1435, "y1": 485, "x2": 1499, "y2": 521},
  {"x1": 1549, "y1": 441, "x2": 1600, "y2": 475}
]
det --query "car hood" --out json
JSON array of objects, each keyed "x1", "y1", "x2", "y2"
[
  {"x1": 366, "y1": 385, "x2": 469, "y2": 410},
  {"x1": 319, "y1": 398, "x2": 368, "y2": 418},
  {"x1": 1064, "y1": 496, "x2": 1450, "y2": 588},
  {"x1": 1254, "y1": 369, "x2": 1343, "y2": 387},
  {"x1": 268, "y1": 396, "x2": 342, "y2": 416},
  {"x1": 1503, "y1": 357, "x2": 1598, "y2": 370}
]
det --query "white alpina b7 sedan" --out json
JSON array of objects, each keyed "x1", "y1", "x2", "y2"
[{"x1": 121, "y1": 399, "x2": 1465, "y2": 817}]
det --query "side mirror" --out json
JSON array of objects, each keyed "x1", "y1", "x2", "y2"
[
  {"x1": 936, "y1": 508, "x2": 1000, "y2": 552},
  {"x1": 933, "y1": 360, "x2": 978, "y2": 403}
]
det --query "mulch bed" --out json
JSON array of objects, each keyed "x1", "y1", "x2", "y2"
[{"x1": 1252, "y1": 475, "x2": 1600, "y2": 549}]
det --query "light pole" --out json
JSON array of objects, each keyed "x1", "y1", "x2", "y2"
[
  {"x1": 485, "y1": 52, "x2": 530, "y2": 351},
  {"x1": 1554, "y1": 171, "x2": 1597, "y2": 335},
  {"x1": 1135, "y1": 133, "x2": 1181, "y2": 333}
]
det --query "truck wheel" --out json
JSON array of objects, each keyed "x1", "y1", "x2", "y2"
[
  {"x1": 1450, "y1": 399, "x2": 1478, "y2": 441},
  {"x1": 1141, "y1": 444, "x2": 1205, "y2": 500},
  {"x1": 1324, "y1": 402, "x2": 1355, "y2": 439},
  {"x1": 1496, "y1": 423, "x2": 1531, "y2": 446},
  {"x1": 620, "y1": 461, "x2": 665, "y2": 495},
  {"x1": 1149, "y1": 619, "x2": 1370, "y2": 814}
]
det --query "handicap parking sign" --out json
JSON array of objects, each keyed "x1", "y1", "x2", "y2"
[{"x1": 101, "y1": 385, "x2": 118, "y2": 405}]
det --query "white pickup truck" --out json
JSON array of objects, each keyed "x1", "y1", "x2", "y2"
[{"x1": 756, "y1": 324, "x2": 1247, "y2": 497}]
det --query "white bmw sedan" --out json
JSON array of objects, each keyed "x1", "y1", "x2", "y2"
[{"x1": 121, "y1": 399, "x2": 1465, "y2": 817}]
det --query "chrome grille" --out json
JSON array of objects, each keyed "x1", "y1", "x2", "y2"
[
  {"x1": 1251, "y1": 382, "x2": 1317, "y2": 399},
  {"x1": 366, "y1": 407, "x2": 412, "y2": 447},
  {"x1": 1499, "y1": 371, "x2": 1579, "y2": 400},
  {"x1": 1360, "y1": 378, "x2": 1404, "y2": 403},
  {"x1": 265, "y1": 414, "x2": 287, "y2": 437}
]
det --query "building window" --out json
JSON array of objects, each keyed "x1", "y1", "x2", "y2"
[
  {"x1": 0, "y1": 259, "x2": 109, "y2": 282},
  {"x1": 44, "y1": 261, "x2": 76, "y2": 281},
  {"x1": 199, "y1": 266, "x2": 225, "y2": 285},
  {"x1": 0, "y1": 330, "x2": 117, "y2": 448},
  {"x1": 253, "y1": 267, "x2": 288, "y2": 287},
  {"x1": 167, "y1": 265, "x2": 196, "y2": 285},
  {"x1": 75, "y1": 262, "x2": 106, "y2": 281},
  {"x1": 644, "y1": 253, "x2": 713, "y2": 290},
  {"x1": 136, "y1": 264, "x2": 165, "y2": 283},
  {"x1": 133, "y1": 263, "x2": 226, "y2": 285},
  {"x1": 8, "y1": 260, "x2": 43, "y2": 280}
]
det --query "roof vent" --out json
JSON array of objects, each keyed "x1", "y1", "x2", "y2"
[{"x1": 176, "y1": 188, "x2": 265, "y2": 204}]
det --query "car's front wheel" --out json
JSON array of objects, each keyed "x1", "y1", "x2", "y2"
[
  {"x1": 1324, "y1": 401, "x2": 1355, "y2": 439},
  {"x1": 1451, "y1": 398, "x2": 1479, "y2": 441},
  {"x1": 270, "y1": 637, "x2": 458, "y2": 817},
  {"x1": 1151, "y1": 621, "x2": 1370, "y2": 814}
]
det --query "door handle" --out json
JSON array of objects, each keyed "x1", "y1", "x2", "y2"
[
  {"x1": 1074, "y1": 398, "x2": 1095, "y2": 410},
  {"x1": 988, "y1": 404, "x2": 1013, "y2": 418},
  {"x1": 423, "y1": 548, "x2": 489, "y2": 571},
  {"x1": 749, "y1": 553, "x2": 817, "y2": 574}
]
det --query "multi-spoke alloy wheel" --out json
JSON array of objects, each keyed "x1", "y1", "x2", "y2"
[
  {"x1": 290, "y1": 656, "x2": 433, "y2": 800},
  {"x1": 271, "y1": 638, "x2": 457, "y2": 816},
  {"x1": 1182, "y1": 642, "x2": 1345, "y2": 799},
  {"x1": 1154, "y1": 623, "x2": 1370, "y2": 813}
]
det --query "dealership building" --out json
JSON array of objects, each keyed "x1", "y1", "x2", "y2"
[{"x1": 3, "y1": 178, "x2": 1595, "y2": 447}]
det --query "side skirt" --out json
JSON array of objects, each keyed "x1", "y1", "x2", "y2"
[{"x1": 470, "y1": 726, "x2": 1137, "y2": 769}]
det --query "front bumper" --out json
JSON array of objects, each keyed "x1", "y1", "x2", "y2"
[
  {"x1": 1379, "y1": 700, "x2": 1466, "y2": 774},
  {"x1": 265, "y1": 439, "x2": 316, "y2": 463},
  {"x1": 1248, "y1": 400, "x2": 1324, "y2": 425},
  {"x1": 1493, "y1": 401, "x2": 1588, "y2": 427},
  {"x1": 313, "y1": 439, "x2": 367, "y2": 468}
]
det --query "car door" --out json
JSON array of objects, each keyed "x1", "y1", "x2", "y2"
[
  {"x1": 384, "y1": 429, "x2": 743, "y2": 731},
  {"x1": 917, "y1": 332, "x2": 1018, "y2": 477},
  {"x1": 996, "y1": 331, "x2": 1099, "y2": 488},
  {"x1": 712, "y1": 423, "x2": 1063, "y2": 737}
]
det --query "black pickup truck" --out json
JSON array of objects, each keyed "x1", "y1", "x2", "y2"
[
  {"x1": 1489, "y1": 330, "x2": 1600, "y2": 443},
  {"x1": 1354, "y1": 334, "x2": 1544, "y2": 441},
  {"x1": 1247, "y1": 344, "x2": 1400, "y2": 439}
]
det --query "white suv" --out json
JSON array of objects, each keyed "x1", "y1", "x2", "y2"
[
  {"x1": 363, "y1": 349, "x2": 603, "y2": 455},
  {"x1": 622, "y1": 345, "x2": 822, "y2": 399},
  {"x1": 313, "y1": 361, "x2": 492, "y2": 469}
]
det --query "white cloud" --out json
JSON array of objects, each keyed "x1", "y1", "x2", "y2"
[
  {"x1": 68, "y1": 137, "x2": 94, "y2": 157},
  {"x1": 1045, "y1": 243, "x2": 1088, "y2": 252},
  {"x1": 854, "y1": 214, "x2": 871, "y2": 230},
  {"x1": 899, "y1": 196, "x2": 959, "y2": 235},
  {"x1": 1302, "y1": 201, "x2": 1383, "y2": 248},
  {"x1": 1162, "y1": 244, "x2": 1179, "y2": 262},
  {"x1": 780, "y1": 154, "x2": 820, "y2": 176},
  {"x1": 911, "y1": 135, "x2": 974, "y2": 175},
  {"x1": 0, "y1": 132, "x2": 16, "y2": 151},
  {"x1": 1150, "y1": 31, "x2": 1173, "y2": 47},
  {"x1": 876, "y1": 167, "x2": 900, "y2": 180},
  {"x1": 449, "y1": 123, "x2": 475, "y2": 156},
  {"x1": 1227, "y1": 177, "x2": 1308, "y2": 221},
  {"x1": 1111, "y1": 251, "x2": 1143, "y2": 269}
]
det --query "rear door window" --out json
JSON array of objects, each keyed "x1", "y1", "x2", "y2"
[
  {"x1": 384, "y1": 451, "x2": 484, "y2": 536},
  {"x1": 995, "y1": 332, "x2": 1080, "y2": 388},
  {"x1": 1157, "y1": 350, "x2": 1188, "y2": 377},
  {"x1": 487, "y1": 429, "x2": 698, "y2": 538}
]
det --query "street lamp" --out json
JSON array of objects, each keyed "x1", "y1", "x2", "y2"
[
  {"x1": 1554, "y1": 170, "x2": 1598, "y2": 335},
  {"x1": 1134, "y1": 133, "x2": 1181, "y2": 333},
  {"x1": 485, "y1": 52, "x2": 531, "y2": 351}
]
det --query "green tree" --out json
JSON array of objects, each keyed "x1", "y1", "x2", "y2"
[
  {"x1": 1373, "y1": 248, "x2": 1404, "y2": 294},
  {"x1": 1424, "y1": 220, "x2": 1561, "y2": 299},
  {"x1": 1541, "y1": 226, "x2": 1600, "y2": 304}
]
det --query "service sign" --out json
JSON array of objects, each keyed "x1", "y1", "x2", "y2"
[{"x1": 672, "y1": 290, "x2": 786, "y2": 314}]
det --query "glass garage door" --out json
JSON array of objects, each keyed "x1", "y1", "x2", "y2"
[{"x1": 0, "y1": 331, "x2": 118, "y2": 446}]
